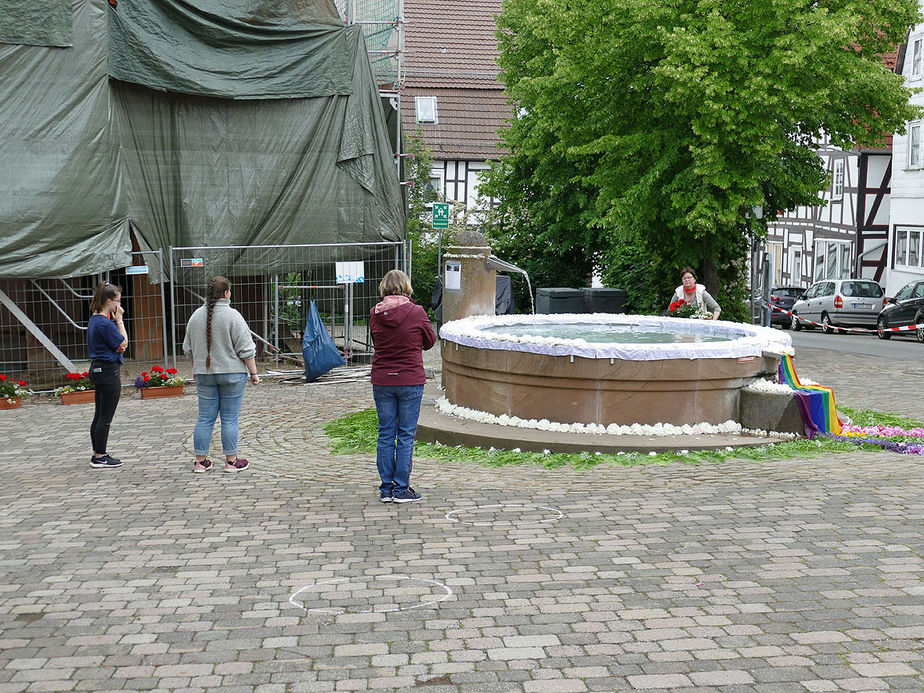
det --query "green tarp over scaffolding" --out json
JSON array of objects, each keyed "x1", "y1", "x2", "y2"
[{"x1": 0, "y1": 0, "x2": 404, "y2": 279}]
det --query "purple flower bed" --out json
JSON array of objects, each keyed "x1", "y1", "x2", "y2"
[{"x1": 819, "y1": 433, "x2": 924, "y2": 455}]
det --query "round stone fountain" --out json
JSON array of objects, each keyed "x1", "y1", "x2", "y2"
[{"x1": 438, "y1": 313, "x2": 792, "y2": 427}]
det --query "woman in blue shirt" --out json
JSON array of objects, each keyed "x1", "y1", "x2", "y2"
[{"x1": 87, "y1": 282, "x2": 128, "y2": 469}]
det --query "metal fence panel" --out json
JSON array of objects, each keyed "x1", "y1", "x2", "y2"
[
  {"x1": 0, "y1": 250, "x2": 168, "y2": 389},
  {"x1": 168, "y1": 243, "x2": 406, "y2": 370}
]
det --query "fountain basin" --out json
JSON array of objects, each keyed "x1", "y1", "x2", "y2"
[{"x1": 439, "y1": 314, "x2": 792, "y2": 427}]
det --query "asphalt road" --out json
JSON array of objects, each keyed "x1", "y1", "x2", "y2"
[{"x1": 784, "y1": 325, "x2": 924, "y2": 358}]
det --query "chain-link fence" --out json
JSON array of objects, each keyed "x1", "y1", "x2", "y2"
[
  {"x1": 0, "y1": 250, "x2": 169, "y2": 390},
  {"x1": 168, "y1": 242, "x2": 406, "y2": 371}
]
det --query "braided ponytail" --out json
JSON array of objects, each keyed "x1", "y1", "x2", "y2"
[{"x1": 204, "y1": 276, "x2": 231, "y2": 369}]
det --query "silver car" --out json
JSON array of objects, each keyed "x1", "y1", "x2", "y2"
[{"x1": 791, "y1": 279, "x2": 885, "y2": 333}]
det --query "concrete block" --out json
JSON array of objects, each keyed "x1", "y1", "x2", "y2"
[{"x1": 739, "y1": 389, "x2": 804, "y2": 435}]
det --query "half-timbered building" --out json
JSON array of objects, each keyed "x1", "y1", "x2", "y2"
[
  {"x1": 765, "y1": 54, "x2": 898, "y2": 291},
  {"x1": 400, "y1": 0, "x2": 506, "y2": 217},
  {"x1": 765, "y1": 143, "x2": 893, "y2": 290}
]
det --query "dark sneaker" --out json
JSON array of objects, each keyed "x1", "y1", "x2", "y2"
[
  {"x1": 90, "y1": 454, "x2": 122, "y2": 469},
  {"x1": 224, "y1": 458, "x2": 249, "y2": 473},
  {"x1": 392, "y1": 487, "x2": 421, "y2": 503},
  {"x1": 380, "y1": 488, "x2": 393, "y2": 503},
  {"x1": 194, "y1": 459, "x2": 212, "y2": 473}
]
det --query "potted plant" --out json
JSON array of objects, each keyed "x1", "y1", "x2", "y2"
[
  {"x1": 55, "y1": 371, "x2": 95, "y2": 405},
  {"x1": 0, "y1": 373, "x2": 30, "y2": 409},
  {"x1": 134, "y1": 366, "x2": 186, "y2": 399}
]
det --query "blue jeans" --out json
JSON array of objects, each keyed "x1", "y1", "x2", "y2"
[
  {"x1": 372, "y1": 384, "x2": 424, "y2": 492},
  {"x1": 193, "y1": 372, "x2": 248, "y2": 456}
]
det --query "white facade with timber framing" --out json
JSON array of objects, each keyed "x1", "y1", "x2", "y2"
[
  {"x1": 887, "y1": 10, "x2": 924, "y2": 295},
  {"x1": 765, "y1": 139, "x2": 890, "y2": 290},
  {"x1": 401, "y1": 1, "x2": 506, "y2": 221}
]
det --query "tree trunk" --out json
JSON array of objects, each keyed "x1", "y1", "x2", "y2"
[{"x1": 702, "y1": 257, "x2": 719, "y2": 296}]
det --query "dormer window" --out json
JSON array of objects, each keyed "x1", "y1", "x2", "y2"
[{"x1": 415, "y1": 96, "x2": 438, "y2": 124}]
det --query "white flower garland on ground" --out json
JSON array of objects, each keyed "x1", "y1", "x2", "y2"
[{"x1": 435, "y1": 396, "x2": 797, "y2": 439}]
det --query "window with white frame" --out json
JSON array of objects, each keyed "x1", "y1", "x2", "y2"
[
  {"x1": 813, "y1": 239, "x2": 852, "y2": 280},
  {"x1": 415, "y1": 96, "x2": 438, "y2": 123},
  {"x1": 895, "y1": 226, "x2": 924, "y2": 268},
  {"x1": 912, "y1": 38, "x2": 922, "y2": 78},
  {"x1": 897, "y1": 227, "x2": 908, "y2": 264},
  {"x1": 791, "y1": 249, "x2": 802, "y2": 284},
  {"x1": 826, "y1": 245, "x2": 838, "y2": 278},
  {"x1": 423, "y1": 168, "x2": 444, "y2": 208},
  {"x1": 832, "y1": 159, "x2": 844, "y2": 199},
  {"x1": 909, "y1": 123, "x2": 922, "y2": 169},
  {"x1": 769, "y1": 242, "x2": 783, "y2": 284}
]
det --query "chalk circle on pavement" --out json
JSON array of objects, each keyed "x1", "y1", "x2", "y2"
[
  {"x1": 445, "y1": 503, "x2": 564, "y2": 526},
  {"x1": 289, "y1": 575, "x2": 453, "y2": 615}
]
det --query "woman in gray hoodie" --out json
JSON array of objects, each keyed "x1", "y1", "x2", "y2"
[{"x1": 183, "y1": 276, "x2": 259, "y2": 473}]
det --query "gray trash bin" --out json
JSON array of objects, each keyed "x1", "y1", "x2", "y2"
[
  {"x1": 536, "y1": 287, "x2": 584, "y2": 314},
  {"x1": 581, "y1": 287, "x2": 627, "y2": 313}
]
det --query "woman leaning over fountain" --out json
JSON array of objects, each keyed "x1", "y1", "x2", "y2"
[
  {"x1": 670, "y1": 267, "x2": 721, "y2": 320},
  {"x1": 370, "y1": 269, "x2": 436, "y2": 503}
]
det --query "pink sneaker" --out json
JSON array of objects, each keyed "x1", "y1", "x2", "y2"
[
  {"x1": 193, "y1": 459, "x2": 212, "y2": 473},
  {"x1": 224, "y1": 458, "x2": 249, "y2": 473}
]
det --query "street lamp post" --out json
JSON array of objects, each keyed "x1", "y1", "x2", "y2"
[{"x1": 746, "y1": 205, "x2": 764, "y2": 324}]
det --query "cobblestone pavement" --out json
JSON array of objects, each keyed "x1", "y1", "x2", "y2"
[{"x1": 1, "y1": 344, "x2": 922, "y2": 692}]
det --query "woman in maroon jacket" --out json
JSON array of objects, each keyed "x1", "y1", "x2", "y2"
[{"x1": 370, "y1": 269, "x2": 436, "y2": 503}]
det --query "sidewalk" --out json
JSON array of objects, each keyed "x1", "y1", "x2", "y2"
[{"x1": 0, "y1": 344, "x2": 921, "y2": 692}]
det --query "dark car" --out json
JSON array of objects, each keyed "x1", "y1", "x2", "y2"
[
  {"x1": 791, "y1": 279, "x2": 886, "y2": 333},
  {"x1": 767, "y1": 286, "x2": 803, "y2": 326},
  {"x1": 876, "y1": 280, "x2": 924, "y2": 342}
]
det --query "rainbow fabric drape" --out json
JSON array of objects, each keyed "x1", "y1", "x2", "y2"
[{"x1": 778, "y1": 354, "x2": 841, "y2": 438}]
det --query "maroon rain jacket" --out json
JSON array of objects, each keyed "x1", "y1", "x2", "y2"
[{"x1": 370, "y1": 296, "x2": 436, "y2": 386}]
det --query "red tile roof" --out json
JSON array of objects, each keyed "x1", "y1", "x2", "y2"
[
  {"x1": 402, "y1": 87, "x2": 509, "y2": 159},
  {"x1": 400, "y1": 1, "x2": 508, "y2": 159},
  {"x1": 403, "y1": 0, "x2": 503, "y2": 89}
]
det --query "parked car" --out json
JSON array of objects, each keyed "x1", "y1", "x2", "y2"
[
  {"x1": 876, "y1": 280, "x2": 924, "y2": 342},
  {"x1": 790, "y1": 279, "x2": 886, "y2": 333},
  {"x1": 766, "y1": 286, "x2": 804, "y2": 326}
]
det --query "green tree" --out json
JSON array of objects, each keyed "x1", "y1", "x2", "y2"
[
  {"x1": 404, "y1": 131, "x2": 441, "y2": 312},
  {"x1": 480, "y1": 147, "x2": 601, "y2": 313},
  {"x1": 486, "y1": 0, "x2": 923, "y2": 319}
]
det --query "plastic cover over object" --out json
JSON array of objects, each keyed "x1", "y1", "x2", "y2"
[
  {"x1": 0, "y1": 1, "x2": 404, "y2": 279},
  {"x1": 113, "y1": 25, "x2": 404, "y2": 256},
  {"x1": 107, "y1": 0, "x2": 352, "y2": 100},
  {"x1": 0, "y1": 0, "x2": 132, "y2": 278},
  {"x1": 0, "y1": 0, "x2": 72, "y2": 47}
]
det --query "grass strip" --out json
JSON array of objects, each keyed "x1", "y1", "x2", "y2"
[{"x1": 324, "y1": 407, "x2": 924, "y2": 470}]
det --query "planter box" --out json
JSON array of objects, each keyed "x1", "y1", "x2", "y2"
[
  {"x1": 0, "y1": 397, "x2": 22, "y2": 410},
  {"x1": 140, "y1": 385, "x2": 184, "y2": 399},
  {"x1": 60, "y1": 390, "x2": 95, "y2": 405}
]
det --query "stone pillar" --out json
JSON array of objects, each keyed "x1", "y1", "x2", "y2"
[{"x1": 441, "y1": 232, "x2": 496, "y2": 322}]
